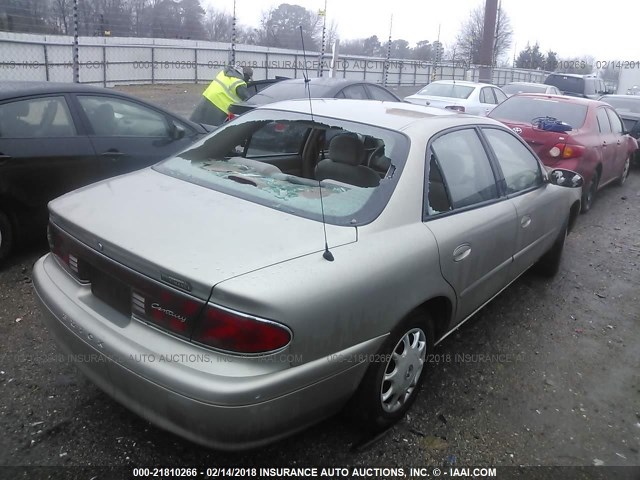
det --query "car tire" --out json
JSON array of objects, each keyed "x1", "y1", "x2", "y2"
[
  {"x1": 580, "y1": 171, "x2": 599, "y2": 213},
  {"x1": 0, "y1": 209, "x2": 14, "y2": 264},
  {"x1": 533, "y1": 217, "x2": 568, "y2": 278},
  {"x1": 349, "y1": 311, "x2": 434, "y2": 433},
  {"x1": 615, "y1": 156, "x2": 631, "y2": 187}
]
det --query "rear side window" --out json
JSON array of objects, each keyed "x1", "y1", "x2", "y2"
[
  {"x1": 483, "y1": 128, "x2": 542, "y2": 194},
  {"x1": 493, "y1": 88, "x2": 507, "y2": 103},
  {"x1": 596, "y1": 108, "x2": 612, "y2": 133},
  {"x1": 78, "y1": 96, "x2": 169, "y2": 137},
  {"x1": 431, "y1": 129, "x2": 499, "y2": 209},
  {"x1": 0, "y1": 96, "x2": 76, "y2": 138},
  {"x1": 605, "y1": 108, "x2": 624, "y2": 134},
  {"x1": 489, "y1": 96, "x2": 588, "y2": 129},
  {"x1": 366, "y1": 85, "x2": 399, "y2": 102},
  {"x1": 480, "y1": 88, "x2": 497, "y2": 104},
  {"x1": 340, "y1": 85, "x2": 369, "y2": 100}
]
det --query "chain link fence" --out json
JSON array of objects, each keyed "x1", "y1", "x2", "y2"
[{"x1": 0, "y1": 32, "x2": 550, "y2": 88}]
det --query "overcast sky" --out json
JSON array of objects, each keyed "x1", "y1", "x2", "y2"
[{"x1": 203, "y1": 0, "x2": 635, "y2": 62}]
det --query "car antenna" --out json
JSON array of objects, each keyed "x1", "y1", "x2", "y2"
[{"x1": 299, "y1": 25, "x2": 334, "y2": 262}]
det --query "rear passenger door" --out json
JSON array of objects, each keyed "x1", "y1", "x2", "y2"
[
  {"x1": 478, "y1": 87, "x2": 498, "y2": 116},
  {"x1": 72, "y1": 94, "x2": 196, "y2": 178},
  {"x1": 595, "y1": 106, "x2": 617, "y2": 183},
  {"x1": 423, "y1": 128, "x2": 518, "y2": 325},
  {"x1": 481, "y1": 127, "x2": 564, "y2": 278},
  {"x1": 0, "y1": 95, "x2": 96, "y2": 207}
]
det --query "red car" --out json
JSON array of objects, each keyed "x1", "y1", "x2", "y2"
[{"x1": 489, "y1": 94, "x2": 638, "y2": 212}]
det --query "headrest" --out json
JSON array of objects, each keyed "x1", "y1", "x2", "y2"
[{"x1": 329, "y1": 135, "x2": 365, "y2": 166}]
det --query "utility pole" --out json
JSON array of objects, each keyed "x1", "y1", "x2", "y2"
[{"x1": 478, "y1": 0, "x2": 498, "y2": 83}]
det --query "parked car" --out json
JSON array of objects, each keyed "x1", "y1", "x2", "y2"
[
  {"x1": 0, "y1": 81, "x2": 208, "y2": 263},
  {"x1": 228, "y1": 78, "x2": 402, "y2": 118},
  {"x1": 598, "y1": 94, "x2": 640, "y2": 163},
  {"x1": 34, "y1": 98, "x2": 583, "y2": 450},
  {"x1": 502, "y1": 82, "x2": 561, "y2": 97},
  {"x1": 489, "y1": 94, "x2": 637, "y2": 212},
  {"x1": 544, "y1": 73, "x2": 610, "y2": 99},
  {"x1": 403, "y1": 80, "x2": 507, "y2": 116},
  {"x1": 244, "y1": 77, "x2": 289, "y2": 97}
]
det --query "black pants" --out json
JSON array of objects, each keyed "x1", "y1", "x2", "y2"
[{"x1": 189, "y1": 98, "x2": 228, "y2": 127}]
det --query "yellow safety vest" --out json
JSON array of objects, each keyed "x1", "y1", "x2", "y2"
[{"x1": 202, "y1": 70, "x2": 246, "y2": 113}]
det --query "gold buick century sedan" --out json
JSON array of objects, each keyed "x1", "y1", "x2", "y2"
[{"x1": 34, "y1": 99, "x2": 582, "y2": 449}]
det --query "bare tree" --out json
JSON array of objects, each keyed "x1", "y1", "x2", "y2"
[{"x1": 455, "y1": 3, "x2": 513, "y2": 66}]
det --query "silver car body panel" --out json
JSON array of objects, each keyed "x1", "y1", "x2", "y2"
[{"x1": 49, "y1": 168, "x2": 357, "y2": 300}]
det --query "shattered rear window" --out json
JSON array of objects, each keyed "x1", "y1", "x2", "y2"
[{"x1": 154, "y1": 108, "x2": 410, "y2": 226}]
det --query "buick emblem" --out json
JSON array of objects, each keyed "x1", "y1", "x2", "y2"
[{"x1": 512, "y1": 127, "x2": 523, "y2": 135}]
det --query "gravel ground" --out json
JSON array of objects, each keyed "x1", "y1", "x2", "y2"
[{"x1": 0, "y1": 86, "x2": 639, "y2": 478}]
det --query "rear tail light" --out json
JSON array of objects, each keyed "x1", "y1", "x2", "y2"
[
  {"x1": 549, "y1": 143, "x2": 585, "y2": 159},
  {"x1": 48, "y1": 223, "x2": 91, "y2": 282},
  {"x1": 445, "y1": 105, "x2": 465, "y2": 112},
  {"x1": 192, "y1": 304, "x2": 292, "y2": 355},
  {"x1": 225, "y1": 112, "x2": 237, "y2": 122}
]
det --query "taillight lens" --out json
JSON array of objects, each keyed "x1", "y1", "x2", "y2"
[
  {"x1": 549, "y1": 143, "x2": 585, "y2": 159},
  {"x1": 226, "y1": 112, "x2": 237, "y2": 122},
  {"x1": 445, "y1": 105, "x2": 465, "y2": 112},
  {"x1": 192, "y1": 304, "x2": 292, "y2": 354},
  {"x1": 48, "y1": 223, "x2": 91, "y2": 282}
]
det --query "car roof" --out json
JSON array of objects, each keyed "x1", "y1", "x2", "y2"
[
  {"x1": 256, "y1": 98, "x2": 505, "y2": 131},
  {"x1": 0, "y1": 81, "x2": 115, "y2": 100},
  {"x1": 546, "y1": 73, "x2": 597, "y2": 79},
  {"x1": 600, "y1": 94, "x2": 640, "y2": 101},
  {"x1": 429, "y1": 80, "x2": 495, "y2": 87},
  {"x1": 506, "y1": 82, "x2": 549, "y2": 87},
  {"x1": 512, "y1": 93, "x2": 606, "y2": 107},
  {"x1": 272, "y1": 77, "x2": 381, "y2": 88}
]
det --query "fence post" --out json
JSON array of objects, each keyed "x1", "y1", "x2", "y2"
[
  {"x1": 102, "y1": 45, "x2": 106, "y2": 87},
  {"x1": 265, "y1": 52, "x2": 269, "y2": 78},
  {"x1": 194, "y1": 48, "x2": 198, "y2": 84},
  {"x1": 294, "y1": 54, "x2": 297, "y2": 78},
  {"x1": 151, "y1": 46, "x2": 155, "y2": 84},
  {"x1": 72, "y1": 0, "x2": 79, "y2": 82},
  {"x1": 43, "y1": 44, "x2": 49, "y2": 81},
  {"x1": 363, "y1": 59, "x2": 367, "y2": 80}
]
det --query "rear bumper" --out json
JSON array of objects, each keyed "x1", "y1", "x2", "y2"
[{"x1": 33, "y1": 254, "x2": 380, "y2": 450}]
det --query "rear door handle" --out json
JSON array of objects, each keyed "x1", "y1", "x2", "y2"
[
  {"x1": 453, "y1": 244, "x2": 472, "y2": 262},
  {"x1": 521, "y1": 215, "x2": 532, "y2": 228}
]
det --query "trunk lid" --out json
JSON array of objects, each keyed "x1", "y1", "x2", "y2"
[
  {"x1": 497, "y1": 119, "x2": 582, "y2": 164},
  {"x1": 49, "y1": 168, "x2": 357, "y2": 301}
]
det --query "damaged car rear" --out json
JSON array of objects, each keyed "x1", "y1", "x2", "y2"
[{"x1": 33, "y1": 99, "x2": 582, "y2": 450}]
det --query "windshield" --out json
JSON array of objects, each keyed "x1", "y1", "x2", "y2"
[
  {"x1": 248, "y1": 82, "x2": 334, "y2": 105},
  {"x1": 600, "y1": 96, "x2": 640, "y2": 114},
  {"x1": 489, "y1": 96, "x2": 588, "y2": 129},
  {"x1": 416, "y1": 83, "x2": 474, "y2": 99},
  {"x1": 154, "y1": 109, "x2": 409, "y2": 226},
  {"x1": 502, "y1": 83, "x2": 548, "y2": 95}
]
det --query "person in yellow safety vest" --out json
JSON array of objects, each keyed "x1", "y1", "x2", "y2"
[{"x1": 190, "y1": 64, "x2": 253, "y2": 126}]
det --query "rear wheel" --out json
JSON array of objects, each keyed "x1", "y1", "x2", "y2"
[
  {"x1": 581, "y1": 171, "x2": 599, "y2": 213},
  {"x1": 349, "y1": 312, "x2": 434, "y2": 432},
  {"x1": 616, "y1": 156, "x2": 631, "y2": 187},
  {"x1": 0, "y1": 209, "x2": 14, "y2": 264}
]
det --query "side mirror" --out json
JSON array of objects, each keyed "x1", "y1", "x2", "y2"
[
  {"x1": 168, "y1": 121, "x2": 186, "y2": 140},
  {"x1": 548, "y1": 168, "x2": 583, "y2": 188}
]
